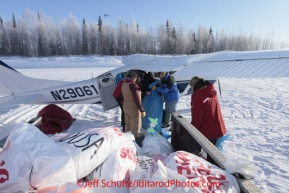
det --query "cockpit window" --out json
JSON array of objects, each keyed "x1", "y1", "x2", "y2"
[{"x1": 102, "y1": 78, "x2": 110, "y2": 83}]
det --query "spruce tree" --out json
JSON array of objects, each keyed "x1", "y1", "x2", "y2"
[
  {"x1": 11, "y1": 14, "x2": 19, "y2": 55},
  {"x1": 171, "y1": 27, "x2": 177, "y2": 54},
  {"x1": 110, "y1": 31, "x2": 116, "y2": 55},
  {"x1": 98, "y1": 15, "x2": 103, "y2": 54},
  {"x1": 81, "y1": 18, "x2": 88, "y2": 55},
  {"x1": 208, "y1": 26, "x2": 214, "y2": 52},
  {"x1": 98, "y1": 16, "x2": 102, "y2": 33},
  {"x1": 165, "y1": 20, "x2": 171, "y2": 54},
  {"x1": 12, "y1": 14, "x2": 16, "y2": 28}
]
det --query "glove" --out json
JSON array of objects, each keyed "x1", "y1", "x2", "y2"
[
  {"x1": 152, "y1": 86, "x2": 156, "y2": 90},
  {"x1": 140, "y1": 111, "x2": 146, "y2": 118}
]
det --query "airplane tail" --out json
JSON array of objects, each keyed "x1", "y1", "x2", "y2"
[{"x1": 0, "y1": 60, "x2": 67, "y2": 97}]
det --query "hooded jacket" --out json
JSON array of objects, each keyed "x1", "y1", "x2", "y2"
[
  {"x1": 156, "y1": 73, "x2": 180, "y2": 103},
  {"x1": 191, "y1": 83, "x2": 226, "y2": 140}
]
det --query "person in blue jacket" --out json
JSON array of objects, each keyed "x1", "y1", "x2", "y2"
[{"x1": 156, "y1": 72, "x2": 180, "y2": 128}]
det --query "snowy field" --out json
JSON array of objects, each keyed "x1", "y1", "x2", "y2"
[{"x1": 0, "y1": 57, "x2": 289, "y2": 192}]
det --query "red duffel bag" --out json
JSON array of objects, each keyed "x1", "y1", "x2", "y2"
[{"x1": 37, "y1": 104, "x2": 74, "y2": 134}]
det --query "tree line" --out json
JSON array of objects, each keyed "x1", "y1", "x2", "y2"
[{"x1": 0, "y1": 10, "x2": 288, "y2": 57}]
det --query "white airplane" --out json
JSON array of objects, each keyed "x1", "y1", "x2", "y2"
[{"x1": 1, "y1": 49, "x2": 289, "y2": 111}]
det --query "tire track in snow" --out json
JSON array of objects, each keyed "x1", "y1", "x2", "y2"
[{"x1": 0, "y1": 105, "x2": 44, "y2": 125}]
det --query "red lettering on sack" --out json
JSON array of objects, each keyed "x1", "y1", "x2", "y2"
[
  {"x1": 175, "y1": 152, "x2": 196, "y2": 178},
  {"x1": 113, "y1": 127, "x2": 124, "y2": 137},
  {"x1": 207, "y1": 175, "x2": 227, "y2": 188},
  {"x1": 120, "y1": 148, "x2": 137, "y2": 163},
  {"x1": 174, "y1": 152, "x2": 227, "y2": 191},
  {"x1": 0, "y1": 160, "x2": 9, "y2": 183}
]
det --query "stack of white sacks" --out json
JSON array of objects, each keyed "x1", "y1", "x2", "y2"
[{"x1": 0, "y1": 122, "x2": 241, "y2": 193}]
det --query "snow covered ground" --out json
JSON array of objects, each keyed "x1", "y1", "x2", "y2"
[{"x1": 0, "y1": 56, "x2": 289, "y2": 192}]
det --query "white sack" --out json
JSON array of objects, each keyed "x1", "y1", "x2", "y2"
[
  {"x1": 55, "y1": 128, "x2": 112, "y2": 179},
  {"x1": 85, "y1": 148, "x2": 136, "y2": 193},
  {"x1": 135, "y1": 155, "x2": 156, "y2": 172},
  {"x1": 163, "y1": 151, "x2": 240, "y2": 193},
  {"x1": 125, "y1": 131, "x2": 143, "y2": 156},
  {"x1": 129, "y1": 160, "x2": 190, "y2": 193},
  {"x1": 87, "y1": 147, "x2": 137, "y2": 181},
  {"x1": 82, "y1": 128, "x2": 137, "y2": 193},
  {"x1": 84, "y1": 127, "x2": 136, "y2": 152},
  {"x1": 141, "y1": 130, "x2": 174, "y2": 156},
  {"x1": 0, "y1": 123, "x2": 76, "y2": 192}
]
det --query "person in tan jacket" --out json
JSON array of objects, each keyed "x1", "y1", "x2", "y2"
[{"x1": 122, "y1": 70, "x2": 146, "y2": 136}]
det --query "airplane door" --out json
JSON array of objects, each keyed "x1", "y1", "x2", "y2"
[{"x1": 97, "y1": 76, "x2": 118, "y2": 110}]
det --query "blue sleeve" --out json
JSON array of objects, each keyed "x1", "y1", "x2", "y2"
[{"x1": 156, "y1": 85, "x2": 169, "y2": 93}]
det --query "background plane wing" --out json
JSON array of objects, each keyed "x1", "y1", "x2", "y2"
[{"x1": 174, "y1": 49, "x2": 289, "y2": 78}]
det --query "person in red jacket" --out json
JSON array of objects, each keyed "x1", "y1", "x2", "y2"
[
  {"x1": 113, "y1": 75, "x2": 126, "y2": 130},
  {"x1": 190, "y1": 76, "x2": 226, "y2": 164}
]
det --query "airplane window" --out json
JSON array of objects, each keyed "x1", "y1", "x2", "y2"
[{"x1": 102, "y1": 78, "x2": 110, "y2": 83}]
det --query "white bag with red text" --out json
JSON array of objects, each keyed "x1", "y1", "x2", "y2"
[
  {"x1": 162, "y1": 151, "x2": 240, "y2": 193},
  {"x1": 85, "y1": 147, "x2": 137, "y2": 193},
  {"x1": 129, "y1": 160, "x2": 190, "y2": 193},
  {"x1": 0, "y1": 123, "x2": 76, "y2": 192},
  {"x1": 55, "y1": 128, "x2": 113, "y2": 179},
  {"x1": 87, "y1": 147, "x2": 137, "y2": 181},
  {"x1": 125, "y1": 131, "x2": 143, "y2": 156},
  {"x1": 135, "y1": 155, "x2": 156, "y2": 172},
  {"x1": 35, "y1": 181, "x2": 94, "y2": 193}
]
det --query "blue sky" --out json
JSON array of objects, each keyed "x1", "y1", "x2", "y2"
[{"x1": 1, "y1": 0, "x2": 289, "y2": 43}]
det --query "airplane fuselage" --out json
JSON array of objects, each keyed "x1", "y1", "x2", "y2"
[{"x1": 32, "y1": 78, "x2": 102, "y2": 104}]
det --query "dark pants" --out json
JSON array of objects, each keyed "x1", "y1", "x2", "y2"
[
  {"x1": 115, "y1": 96, "x2": 125, "y2": 131},
  {"x1": 206, "y1": 139, "x2": 218, "y2": 166}
]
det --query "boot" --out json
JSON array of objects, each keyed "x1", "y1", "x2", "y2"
[{"x1": 161, "y1": 112, "x2": 171, "y2": 128}]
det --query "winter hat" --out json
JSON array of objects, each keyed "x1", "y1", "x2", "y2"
[
  {"x1": 126, "y1": 70, "x2": 138, "y2": 80},
  {"x1": 190, "y1": 76, "x2": 200, "y2": 88}
]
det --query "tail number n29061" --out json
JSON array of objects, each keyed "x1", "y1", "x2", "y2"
[{"x1": 50, "y1": 85, "x2": 98, "y2": 101}]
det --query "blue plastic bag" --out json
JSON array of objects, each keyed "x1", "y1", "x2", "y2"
[
  {"x1": 142, "y1": 90, "x2": 163, "y2": 132},
  {"x1": 161, "y1": 130, "x2": 171, "y2": 139},
  {"x1": 216, "y1": 135, "x2": 229, "y2": 151}
]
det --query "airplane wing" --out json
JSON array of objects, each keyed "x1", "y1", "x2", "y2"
[{"x1": 174, "y1": 49, "x2": 289, "y2": 78}]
